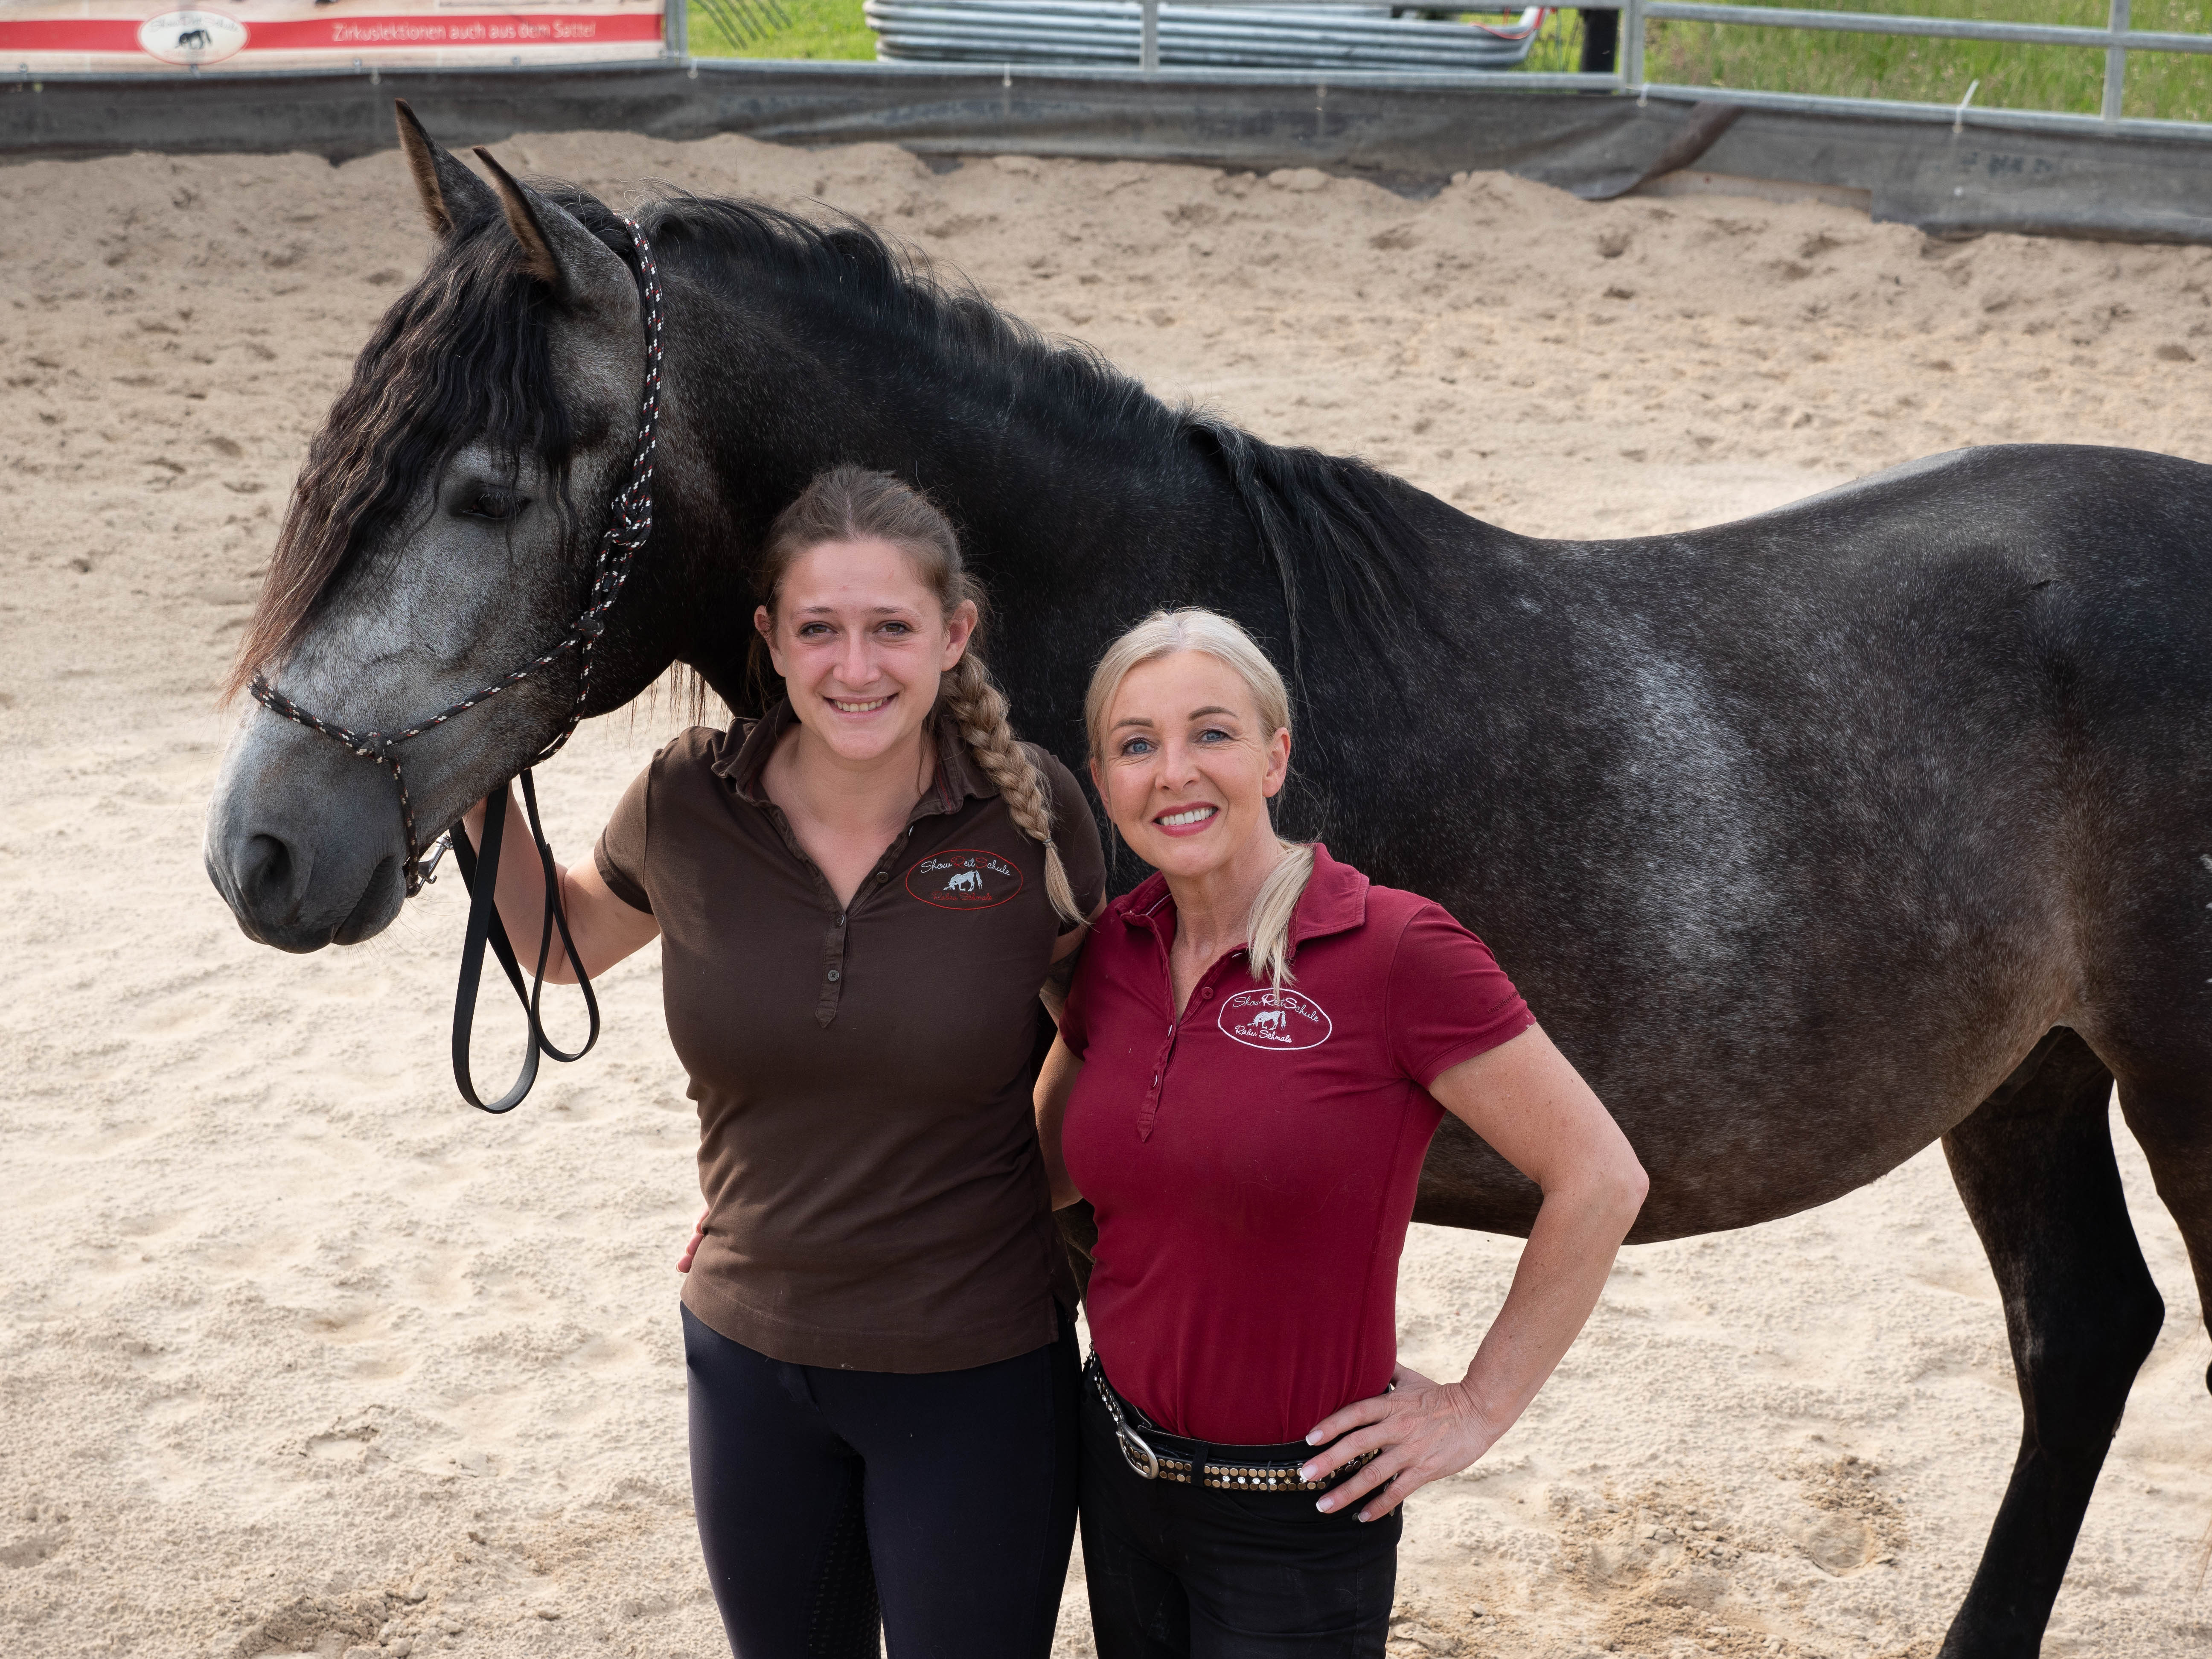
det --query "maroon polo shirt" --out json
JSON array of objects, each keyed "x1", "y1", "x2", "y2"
[
  {"x1": 1059, "y1": 845, "x2": 1533, "y2": 1444},
  {"x1": 594, "y1": 702, "x2": 1104, "y2": 1373}
]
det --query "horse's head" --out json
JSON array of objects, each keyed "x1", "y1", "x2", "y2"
[{"x1": 206, "y1": 104, "x2": 655, "y2": 950}]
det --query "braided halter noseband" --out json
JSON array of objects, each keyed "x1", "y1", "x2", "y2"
[
  {"x1": 245, "y1": 217, "x2": 666, "y2": 1115},
  {"x1": 248, "y1": 216, "x2": 667, "y2": 898}
]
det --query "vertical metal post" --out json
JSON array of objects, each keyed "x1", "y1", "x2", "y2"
[
  {"x1": 664, "y1": 0, "x2": 689, "y2": 61},
  {"x1": 1141, "y1": 0, "x2": 1160, "y2": 73},
  {"x1": 2102, "y1": 0, "x2": 2129, "y2": 122},
  {"x1": 1622, "y1": 0, "x2": 1645, "y2": 90}
]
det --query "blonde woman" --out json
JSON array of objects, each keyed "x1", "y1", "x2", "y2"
[
  {"x1": 462, "y1": 466, "x2": 1103, "y2": 1656},
  {"x1": 1035, "y1": 608, "x2": 1647, "y2": 1658}
]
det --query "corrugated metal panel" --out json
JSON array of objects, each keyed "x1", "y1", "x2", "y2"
[{"x1": 865, "y1": 0, "x2": 1543, "y2": 72}]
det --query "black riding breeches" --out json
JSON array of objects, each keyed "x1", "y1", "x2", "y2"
[
  {"x1": 1076, "y1": 1378, "x2": 1401, "y2": 1659},
  {"x1": 681, "y1": 1302, "x2": 1079, "y2": 1659}
]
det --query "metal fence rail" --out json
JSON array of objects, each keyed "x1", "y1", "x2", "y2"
[
  {"x1": 867, "y1": 0, "x2": 1543, "y2": 73},
  {"x1": 1034, "y1": 0, "x2": 2212, "y2": 143},
  {"x1": 1607, "y1": 0, "x2": 2202, "y2": 132}
]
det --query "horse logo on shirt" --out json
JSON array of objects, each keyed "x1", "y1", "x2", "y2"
[
  {"x1": 905, "y1": 849, "x2": 1025, "y2": 911},
  {"x1": 1218, "y1": 988, "x2": 1332, "y2": 1051}
]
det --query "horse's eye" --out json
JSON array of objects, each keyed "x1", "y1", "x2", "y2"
[{"x1": 459, "y1": 486, "x2": 527, "y2": 522}]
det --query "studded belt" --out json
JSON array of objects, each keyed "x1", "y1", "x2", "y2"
[{"x1": 1084, "y1": 1352, "x2": 1377, "y2": 1494}]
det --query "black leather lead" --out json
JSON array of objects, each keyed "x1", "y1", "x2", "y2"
[
  {"x1": 243, "y1": 216, "x2": 661, "y2": 1115},
  {"x1": 448, "y1": 769, "x2": 601, "y2": 1114}
]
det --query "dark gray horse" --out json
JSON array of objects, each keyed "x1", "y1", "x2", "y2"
[{"x1": 203, "y1": 107, "x2": 2212, "y2": 1656}]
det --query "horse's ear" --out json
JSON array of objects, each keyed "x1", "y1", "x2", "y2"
[
  {"x1": 472, "y1": 146, "x2": 634, "y2": 316},
  {"x1": 393, "y1": 99, "x2": 495, "y2": 238}
]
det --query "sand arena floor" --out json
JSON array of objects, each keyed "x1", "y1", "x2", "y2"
[{"x1": 3, "y1": 130, "x2": 2212, "y2": 1659}]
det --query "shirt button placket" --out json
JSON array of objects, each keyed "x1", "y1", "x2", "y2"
[
  {"x1": 818, "y1": 909, "x2": 848, "y2": 1026},
  {"x1": 1139, "y1": 1020, "x2": 1178, "y2": 1141}
]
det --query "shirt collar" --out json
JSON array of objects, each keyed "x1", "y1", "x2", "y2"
[
  {"x1": 1113, "y1": 842, "x2": 1368, "y2": 951},
  {"x1": 710, "y1": 698, "x2": 995, "y2": 821}
]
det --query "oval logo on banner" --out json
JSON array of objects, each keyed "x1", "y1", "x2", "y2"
[
  {"x1": 1218, "y1": 987, "x2": 1333, "y2": 1051},
  {"x1": 906, "y1": 849, "x2": 1024, "y2": 911},
  {"x1": 139, "y1": 10, "x2": 248, "y2": 64}
]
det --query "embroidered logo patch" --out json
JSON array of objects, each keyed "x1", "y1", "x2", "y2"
[
  {"x1": 1218, "y1": 988, "x2": 1333, "y2": 1051},
  {"x1": 906, "y1": 849, "x2": 1024, "y2": 911}
]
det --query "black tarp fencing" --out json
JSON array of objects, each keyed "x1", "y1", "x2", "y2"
[{"x1": 6, "y1": 58, "x2": 2212, "y2": 243}]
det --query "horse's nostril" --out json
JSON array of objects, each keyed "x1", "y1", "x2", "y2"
[{"x1": 235, "y1": 831, "x2": 304, "y2": 922}]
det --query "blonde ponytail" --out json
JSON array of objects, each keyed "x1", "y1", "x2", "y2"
[
  {"x1": 1084, "y1": 607, "x2": 1313, "y2": 989},
  {"x1": 940, "y1": 653, "x2": 1086, "y2": 927},
  {"x1": 1246, "y1": 839, "x2": 1316, "y2": 991}
]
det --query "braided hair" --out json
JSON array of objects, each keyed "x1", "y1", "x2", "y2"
[{"x1": 757, "y1": 465, "x2": 1084, "y2": 926}]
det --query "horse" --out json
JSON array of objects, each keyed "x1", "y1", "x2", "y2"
[{"x1": 201, "y1": 104, "x2": 2212, "y2": 1657}]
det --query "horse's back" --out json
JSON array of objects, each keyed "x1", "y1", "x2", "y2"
[
  {"x1": 1540, "y1": 442, "x2": 2212, "y2": 612},
  {"x1": 1388, "y1": 442, "x2": 2212, "y2": 1234}
]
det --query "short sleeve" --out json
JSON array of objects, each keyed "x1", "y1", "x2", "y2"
[
  {"x1": 1385, "y1": 903, "x2": 1535, "y2": 1088},
  {"x1": 1031, "y1": 746, "x2": 1107, "y2": 934},
  {"x1": 592, "y1": 757, "x2": 657, "y2": 915}
]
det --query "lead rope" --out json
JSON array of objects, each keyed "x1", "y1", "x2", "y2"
[
  {"x1": 248, "y1": 215, "x2": 665, "y2": 1115},
  {"x1": 447, "y1": 771, "x2": 598, "y2": 1112}
]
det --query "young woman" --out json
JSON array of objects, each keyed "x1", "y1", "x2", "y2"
[
  {"x1": 1035, "y1": 608, "x2": 1648, "y2": 1659},
  {"x1": 462, "y1": 466, "x2": 1104, "y2": 1657}
]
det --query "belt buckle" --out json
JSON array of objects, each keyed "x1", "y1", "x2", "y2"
[
  {"x1": 1089, "y1": 1353, "x2": 1162, "y2": 1481},
  {"x1": 1116, "y1": 1422, "x2": 1161, "y2": 1481}
]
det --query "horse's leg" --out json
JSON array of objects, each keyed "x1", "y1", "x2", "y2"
[
  {"x1": 2115, "y1": 1076, "x2": 2212, "y2": 1394},
  {"x1": 1937, "y1": 1028, "x2": 2165, "y2": 1659}
]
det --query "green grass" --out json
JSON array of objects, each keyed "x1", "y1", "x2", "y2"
[
  {"x1": 1641, "y1": 0, "x2": 2212, "y2": 121},
  {"x1": 686, "y1": 0, "x2": 2212, "y2": 122},
  {"x1": 687, "y1": 0, "x2": 873, "y2": 59}
]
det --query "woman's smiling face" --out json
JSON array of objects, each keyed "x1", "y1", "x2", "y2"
[
  {"x1": 1092, "y1": 649, "x2": 1290, "y2": 881},
  {"x1": 756, "y1": 536, "x2": 974, "y2": 766}
]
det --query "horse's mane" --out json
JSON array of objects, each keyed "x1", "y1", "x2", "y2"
[
  {"x1": 229, "y1": 181, "x2": 1427, "y2": 701},
  {"x1": 648, "y1": 195, "x2": 1429, "y2": 675},
  {"x1": 224, "y1": 188, "x2": 633, "y2": 701}
]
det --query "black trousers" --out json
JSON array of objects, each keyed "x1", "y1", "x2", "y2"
[
  {"x1": 1077, "y1": 1376, "x2": 1402, "y2": 1659},
  {"x1": 681, "y1": 1303, "x2": 1079, "y2": 1659}
]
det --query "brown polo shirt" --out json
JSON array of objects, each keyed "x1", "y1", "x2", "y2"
[{"x1": 594, "y1": 701, "x2": 1105, "y2": 1372}]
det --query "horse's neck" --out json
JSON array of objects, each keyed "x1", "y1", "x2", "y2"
[{"x1": 664, "y1": 266, "x2": 1265, "y2": 734}]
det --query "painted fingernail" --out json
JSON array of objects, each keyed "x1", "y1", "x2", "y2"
[
  {"x1": 1316, "y1": 1498, "x2": 1333, "y2": 1512},
  {"x1": 1298, "y1": 1463, "x2": 1316, "y2": 1481},
  {"x1": 1305, "y1": 1431, "x2": 1321, "y2": 1444}
]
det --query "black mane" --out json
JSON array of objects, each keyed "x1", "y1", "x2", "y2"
[
  {"x1": 235, "y1": 180, "x2": 1430, "y2": 699},
  {"x1": 637, "y1": 192, "x2": 1429, "y2": 678},
  {"x1": 230, "y1": 187, "x2": 640, "y2": 697}
]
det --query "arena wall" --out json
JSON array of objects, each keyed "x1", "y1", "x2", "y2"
[{"x1": 6, "y1": 59, "x2": 2211, "y2": 242}]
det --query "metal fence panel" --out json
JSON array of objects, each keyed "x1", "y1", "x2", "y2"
[{"x1": 865, "y1": 1, "x2": 1543, "y2": 73}]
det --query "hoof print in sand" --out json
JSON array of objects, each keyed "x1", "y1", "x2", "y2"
[
  {"x1": 0, "y1": 1519, "x2": 70, "y2": 1569},
  {"x1": 1790, "y1": 1453, "x2": 1905, "y2": 1578},
  {"x1": 1792, "y1": 1511, "x2": 1881, "y2": 1576},
  {"x1": 223, "y1": 1593, "x2": 382, "y2": 1658}
]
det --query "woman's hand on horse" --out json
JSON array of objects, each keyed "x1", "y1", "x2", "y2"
[{"x1": 1298, "y1": 1364, "x2": 1499, "y2": 1522}]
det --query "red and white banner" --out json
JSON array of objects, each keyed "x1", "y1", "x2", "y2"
[{"x1": 1, "y1": 0, "x2": 667, "y2": 73}]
